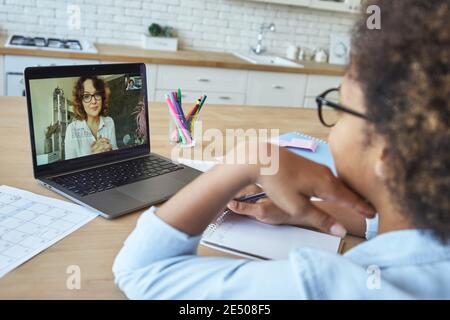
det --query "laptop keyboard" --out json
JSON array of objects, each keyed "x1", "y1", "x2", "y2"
[{"x1": 50, "y1": 155, "x2": 184, "y2": 197}]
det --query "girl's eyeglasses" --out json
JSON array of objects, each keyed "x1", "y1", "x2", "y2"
[
  {"x1": 315, "y1": 87, "x2": 370, "y2": 127},
  {"x1": 81, "y1": 92, "x2": 103, "y2": 103}
]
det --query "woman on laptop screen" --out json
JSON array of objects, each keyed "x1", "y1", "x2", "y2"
[{"x1": 65, "y1": 76, "x2": 118, "y2": 160}]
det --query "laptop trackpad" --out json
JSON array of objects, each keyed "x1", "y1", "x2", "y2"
[{"x1": 117, "y1": 175, "x2": 186, "y2": 203}]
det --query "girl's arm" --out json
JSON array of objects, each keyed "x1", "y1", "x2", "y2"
[
  {"x1": 113, "y1": 143, "x2": 375, "y2": 299},
  {"x1": 156, "y1": 163, "x2": 255, "y2": 236},
  {"x1": 157, "y1": 143, "x2": 374, "y2": 237}
]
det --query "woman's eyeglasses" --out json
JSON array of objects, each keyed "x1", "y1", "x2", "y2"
[
  {"x1": 81, "y1": 92, "x2": 103, "y2": 103},
  {"x1": 315, "y1": 87, "x2": 370, "y2": 127}
]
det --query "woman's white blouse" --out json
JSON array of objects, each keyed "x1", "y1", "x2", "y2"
[{"x1": 64, "y1": 116, "x2": 118, "y2": 160}]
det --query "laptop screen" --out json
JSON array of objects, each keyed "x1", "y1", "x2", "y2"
[{"x1": 25, "y1": 63, "x2": 149, "y2": 177}]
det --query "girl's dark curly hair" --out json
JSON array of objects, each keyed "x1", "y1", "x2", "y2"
[
  {"x1": 72, "y1": 76, "x2": 111, "y2": 121},
  {"x1": 351, "y1": 0, "x2": 450, "y2": 242}
]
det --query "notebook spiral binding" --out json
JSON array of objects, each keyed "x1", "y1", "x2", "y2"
[
  {"x1": 203, "y1": 209, "x2": 230, "y2": 239},
  {"x1": 291, "y1": 132, "x2": 328, "y2": 145}
]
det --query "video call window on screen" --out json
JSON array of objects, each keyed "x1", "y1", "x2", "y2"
[{"x1": 29, "y1": 74, "x2": 148, "y2": 166}]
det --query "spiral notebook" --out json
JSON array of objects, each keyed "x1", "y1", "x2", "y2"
[
  {"x1": 273, "y1": 132, "x2": 336, "y2": 175},
  {"x1": 201, "y1": 211, "x2": 342, "y2": 260},
  {"x1": 189, "y1": 132, "x2": 341, "y2": 260}
]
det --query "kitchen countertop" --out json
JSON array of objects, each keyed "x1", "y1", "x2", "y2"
[{"x1": 0, "y1": 35, "x2": 346, "y2": 76}]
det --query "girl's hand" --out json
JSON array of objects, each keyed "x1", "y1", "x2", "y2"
[
  {"x1": 228, "y1": 185, "x2": 291, "y2": 225},
  {"x1": 228, "y1": 185, "x2": 367, "y2": 237},
  {"x1": 241, "y1": 143, "x2": 375, "y2": 237}
]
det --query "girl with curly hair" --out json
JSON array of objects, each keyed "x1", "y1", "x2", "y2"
[{"x1": 114, "y1": 0, "x2": 450, "y2": 299}]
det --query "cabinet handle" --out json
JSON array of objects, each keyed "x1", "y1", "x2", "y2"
[
  {"x1": 219, "y1": 96, "x2": 231, "y2": 100},
  {"x1": 272, "y1": 85, "x2": 284, "y2": 89},
  {"x1": 198, "y1": 78, "x2": 211, "y2": 83}
]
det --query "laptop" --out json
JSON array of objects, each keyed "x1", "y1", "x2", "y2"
[{"x1": 24, "y1": 63, "x2": 201, "y2": 219}]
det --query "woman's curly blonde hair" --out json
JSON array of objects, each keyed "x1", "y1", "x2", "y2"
[
  {"x1": 352, "y1": 0, "x2": 450, "y2": 242},
  {"x1": 72, "y1": 76, "x2": 111, "y2": 121}
]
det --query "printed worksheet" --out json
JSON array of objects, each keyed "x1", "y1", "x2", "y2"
[{"x1": 0, "y1": 185, "x2": 98, "y2": 278}]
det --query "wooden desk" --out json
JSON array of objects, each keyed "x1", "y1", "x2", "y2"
[{"x1": 0, "y1": 97, "x2": 364, "y2": 299}]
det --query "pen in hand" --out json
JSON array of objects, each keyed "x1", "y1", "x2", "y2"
[
  {"x1": 233, "y1": 191, "x2": 267, "y2": 204},
  {"x1": 224, "y1": 191, "x2": 268, "y2": 216},
  {"x1": 231, "y1": 191, "x2": 320, "y2": 209}
]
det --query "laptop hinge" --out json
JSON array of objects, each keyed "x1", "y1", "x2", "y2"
[{"x1": 42, "y1": 153, "x2": 151, "y2": 180}]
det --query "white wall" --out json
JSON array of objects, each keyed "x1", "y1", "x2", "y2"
[{"x1": 0, "y1": 0, "x2": 355, "y2": 57}]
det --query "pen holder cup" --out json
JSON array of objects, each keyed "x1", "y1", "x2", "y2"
[{"x1": 168, "y1": 113, "x2": 199, "y2": 148}]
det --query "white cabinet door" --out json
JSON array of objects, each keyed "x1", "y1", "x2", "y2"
[
  {"x1": 4, "y1": 55, "x2": 99, "y2": 72},
  {"x1": 156, "y1": 65, "x2": 248, "y2": 94},
  {"x1": 249, "y1": 0, "x2": 311, "y2": 6},
  {"x1": 304, "y1": 75, "x2": 342, "y2": 108},
  {"x1": 0, "y1": 55, "x2": 4, "y2": 96},
  {"x1": 309, "y1": 0, "x2": 361, "y2": 13},
  {"x1": 305, "y1": 75, "x2": 342, "y2": 97},
  {"x1": 155, "y1": 90, "x2": 245, "y2": 105},
  {"x1": 155, "y1": 90, "x2": 202, "y2": 104},
  {"x1": 248, "y1": 0, "x2": 360, "y2": 13},
  {"x1": 6, "y1": 73, "x2": 26, "y2": 96},
  {"x1": 145, "y1": 64, "x2": 158, "y2": 102},
  {"x1": 303, "y1": 97, "x2": 318, "y2": 109},
  {"x1": 246, "y1": 71, "x2": 307, "y2": 107}
]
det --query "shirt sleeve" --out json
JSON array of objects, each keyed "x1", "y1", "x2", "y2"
[
  {"x1": 365, "y1": 214, "x2": 379, "y2": 240},
  {"x1": 112, "y1": 207, "x2": 305, "y2": 300}
]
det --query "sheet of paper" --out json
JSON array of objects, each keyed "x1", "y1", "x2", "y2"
[
  {"x1": 0, "y1": 185, "x2": 98, "y2": 278},
  {"x1": 177, "y1": 158, "x2": 218, "y2": 172},
  {"x1": 201, "y1": 213, "x2": 341, "y2": 260}
]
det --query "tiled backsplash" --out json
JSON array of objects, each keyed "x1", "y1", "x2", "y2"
[{"x1": 0, "y1": 0, "x2": 355, "y2": 56}]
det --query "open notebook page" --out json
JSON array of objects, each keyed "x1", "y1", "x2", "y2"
[{"x1": 201, "y1": 212, "x2": 341, "y2": 260}]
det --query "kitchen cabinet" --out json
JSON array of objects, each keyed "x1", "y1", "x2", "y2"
[
  {"x1": 154, "y1": 65, "x2": 248, "y2": 105},
  {"x1": 309, "y1": 0, "x2": 361, "y2": 14},
  {"x1": 3, "y1": 55, "x2": 99, "y2": 96},
  {"x1": 249, "y1": 0, "x2": 361, "y2": 14},
  {"x1": 1, "y1": 54, "x2": 343, "y2": 109},
  {"x1": 157, "y1": 65, "x2": 248, "y2": 93},
  {"x1": 150, "y1": 64, "x2": 341, "y2": 108},
  {"x1": 246, "y1": 71, "x2": 307, "y2": 107},
  {"x1": 4, "y1": 55, "x2": 99, "y2": 72},
  {"x1": 5, "y1": 73, "x2": 25, "y2": 96},
  {"x1": 0, "y1": 55, "x2": 4, "y2": 96},
  {"x1": 155, "y1": 90, "x2": 245, "y2": 105},
  {"x1": 250, "y1": 0, "x2": 311, "y2": 6},
  {"x1": 303, "y1": 74, "x2": 342, "y2": 108},
  {"x1": 145, "y1": 64, "x2": 157, "y2": 103}
]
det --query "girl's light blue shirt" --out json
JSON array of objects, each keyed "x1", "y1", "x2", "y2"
[{"x1": 113, "y1": 207, "x2": 450, "y2": 299}]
